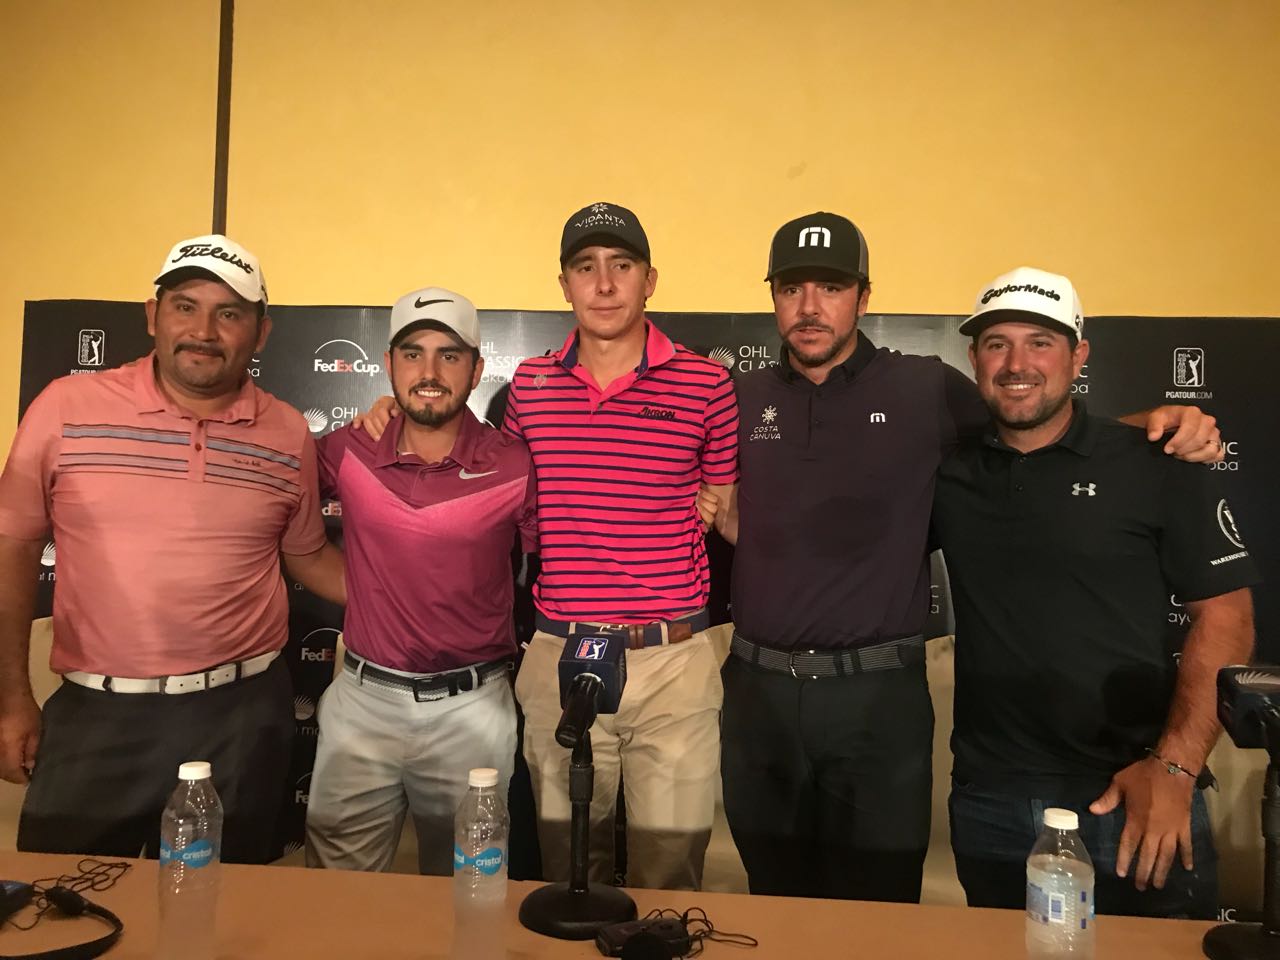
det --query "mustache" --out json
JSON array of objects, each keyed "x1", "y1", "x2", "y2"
[
  {"x1": 788, "y1": 321, "x2": 833, "y2": 334},
  {"x1": 994, "y1": 374, "x2": 1044, "y2": 386},
  {"x1": 175, "y1": 342, "x2": 224, "y2": 358}
]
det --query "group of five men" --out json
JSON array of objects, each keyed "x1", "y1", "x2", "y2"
[{"x1": 0, "y1": 203, "x2": 1254, "y2": 922}]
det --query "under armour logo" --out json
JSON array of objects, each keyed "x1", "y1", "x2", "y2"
[
  {"x1": 1072, "y1": 483, "x2": 1097, "y2": 497},
  {"x1": 798, "y1": 226, "x2": 831, "y2": 248}
]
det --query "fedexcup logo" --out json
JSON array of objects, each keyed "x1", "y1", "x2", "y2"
[
  {"x1": 40, "y1": 543, "x2": 56, "y2": 568},
  {"x1": 303, "y1": 408, "x2": 329, "y2": 433},
  {"x1": 295, "y1": 772, "x2": 311, "y2": 806},
  {"x1": 708, "y1": 347, "x2": 736, "y2": 370},
  {"x1": 454, "y1": 845, "x2": 505, "y2": 876},
  {"x1": 313, "y1": 339, "x2": 381, "y2": 376}
]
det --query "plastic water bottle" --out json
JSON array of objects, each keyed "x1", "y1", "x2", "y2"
[
  {"x1": 157, "y1": 761, "x2": 223, "y2": 960},
  {"x1": 452, "y1": 767, "x2": 508, "y2": 959},
  {"x1": 1026, "y1": 807, "x2": 1095, "y2": 959}
]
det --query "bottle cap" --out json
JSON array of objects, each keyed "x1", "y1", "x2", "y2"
[
  {"x1": 468, "y1": 767, "x2": 499, "y2": 788},
  {"x1": 1043, "y1": 808, "x2": 1079, "y2": 831},
  {"x1": 178, "y1": 761, "x2": 213, "y2": 781}
]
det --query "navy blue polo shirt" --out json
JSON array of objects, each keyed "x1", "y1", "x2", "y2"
[
  {"x1": 732, "y1": 331, "x2": 988, "y2": 650},
  {"x1": 933, "y1": 403, "x2": 1259, "y2": 798}
]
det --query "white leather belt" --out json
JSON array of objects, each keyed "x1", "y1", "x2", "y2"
[{"x1": 64, "y1": 650, "x2": 280, "y2": 694}]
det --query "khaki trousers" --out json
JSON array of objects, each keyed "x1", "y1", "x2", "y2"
[{"x1": 515, "y1": 629, "x2": 722, "y2": 891}]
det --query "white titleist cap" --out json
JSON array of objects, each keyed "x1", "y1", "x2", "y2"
[
  {"x1": 959, "y1": 266, "x2": 1083, "y2": 340},
  {"x1": 154, "y1": 234, "x2": 267, "y2": 305},
  {"x1": 388, "y1": 286, "x2": 480, "y2": 349}
]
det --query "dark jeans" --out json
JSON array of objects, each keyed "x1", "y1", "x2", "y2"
[
  {"x1": 949, "y1": 777, "x2": 1218, "y2": 920},
  {"x1": 721, "y1": 655, "x2": 934, "y2": 902},
  {"x1": 18, "y1": 656, "x2": 294, "y2": 864}
]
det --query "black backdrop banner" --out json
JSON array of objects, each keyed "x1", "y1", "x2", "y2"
[{"x1": 17, "y1": 300, "x2": 1277, "y2": 859}]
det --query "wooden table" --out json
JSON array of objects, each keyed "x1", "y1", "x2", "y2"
[{"x1": 0, "y1": 851, "x2": 1215, "y2": 958}]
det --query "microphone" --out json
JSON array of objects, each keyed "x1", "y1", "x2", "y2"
[{"x1": 555, "y1": 632, "x2": 627, "y2": 748}]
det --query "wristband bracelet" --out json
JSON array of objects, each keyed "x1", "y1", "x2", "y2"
[{"x1": 1145, "y1": 748, "x2": 1218, "y2": 791}]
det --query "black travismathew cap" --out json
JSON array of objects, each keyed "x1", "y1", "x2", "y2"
[
  {"x1": 559, "y1": 202, "x2": 651, "y2": 265},
  {"x1": 765, "y1": 211, "x2": 869, "y2": 282}
]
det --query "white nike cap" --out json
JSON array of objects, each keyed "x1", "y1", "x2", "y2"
[
  {"x1": 154, "y1": 234, "x2": 267, "y2": 305},
  {"x1": 388, "y1": 287, "x2": 480, "y2": 349},
  {"x1": 959, "y1": 266, "x2": 1084, "y2": 341}
]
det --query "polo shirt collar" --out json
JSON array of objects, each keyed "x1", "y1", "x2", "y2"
[
  {"x1": 984, "y1": 399, "x2": 1097, "y2": 457},
  {"x1": 132, "y1": 351, "x2": 261, "y2": 423},
  {"x1": 777, "y1": 329, "x2": 877, "y2": 384},
  {"x1": 375, "y1": 406, "x2": 486, "y2": 470},
  {"x1": 555, "y1": 319, "x2": 675, "y2": 375}
]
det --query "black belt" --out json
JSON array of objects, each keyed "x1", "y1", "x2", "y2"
[
  {"x1": 535, "y1": 609, "x2": 711, "y2": 649},
  {"x1": 344, "y1": 652, "x2": 511, "y2": 702},
  {"x1": 731, "y1": 632, "x2": 925, "y2": 678}
]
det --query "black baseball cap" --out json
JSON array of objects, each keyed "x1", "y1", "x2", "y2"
[
  {"x1": 559, "y1": 202, "x2": 650, "y2": 265},
  {"x1": 765, "y1": 212, "x2": 869, "y2": 282}
]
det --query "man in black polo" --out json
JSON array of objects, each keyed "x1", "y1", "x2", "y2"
[
  {"x1": 933, "y1": 266, "x2": 1256, "y2": 919},
  {"x1": 700, "y1": 215, "x2": 1227, "y2": 903}
]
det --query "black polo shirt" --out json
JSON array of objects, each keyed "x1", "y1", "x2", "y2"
[
  {"x1": 732, "y1": 331, "x2": 988, "y2": 650},
  {"x1": 933, "y1": 403, "x2": 1259, "y2": 798}
]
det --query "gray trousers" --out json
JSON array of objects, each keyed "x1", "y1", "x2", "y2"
[{"x1": 304, "y1": 662, "x2": 517, "y2": 875}]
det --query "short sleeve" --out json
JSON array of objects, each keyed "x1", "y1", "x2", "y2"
[
  {"x1": 0, "y1": 383, "x2": 63, "y2": 540},
  {"x1": 314, "y1": 428, "x2": 347, "y2": 501},
  {"x1": 940, "y1": 362, "x2": 990, "y2": 453},
  {"x1": 503, "y1": 373, "x2": 525, "y2": 441},
  {"x1": 701, "y1": 366, "x2": 739, "y2": 485},
  {"x1": 1157, "y1": 460, "x2": 1260, "y2": 602},
  {"x1": 280, "y1": 431, "x2": 328, "y2": 556}
]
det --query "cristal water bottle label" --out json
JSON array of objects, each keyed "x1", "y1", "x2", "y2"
[
  {"x1": 1026, "y1": 880, "x2": 1065, "y2": 925},
  {"x1": 159, "y1": 838, "x2": 215, "y2": 869},
  {"x1": 453, "y1": 845, "x2": 506, "y2": 876}
]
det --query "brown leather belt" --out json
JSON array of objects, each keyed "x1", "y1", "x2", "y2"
[{"x1": 535, "y1": 610, "x2": 710, "y2": 650}]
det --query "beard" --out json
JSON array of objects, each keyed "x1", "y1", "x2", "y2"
[
  {"x1": 783, "y1": 322, "x2": 856, "y2": 368},
  {"x1": 170, "y1": 341, "x2": 233, "y2": 390},
  {"x1": 988, "y1": 380, "x2": 1072, "y2": 433},
  {"x1": 394, "y1": 380, "x2": 470, "y2": 427}
]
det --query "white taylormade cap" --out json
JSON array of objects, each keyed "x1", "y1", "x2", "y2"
[
  {"x1": 388, "y1": 287, "x2": 480, "y2": 349},
  {"x1": 959, "y1": 266, "x2": 1084, "y2": 340},
  {"x1": 153, "y1": 234, "x2": 268, "y2": 305}
]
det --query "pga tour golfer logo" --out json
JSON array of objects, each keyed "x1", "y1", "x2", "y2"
[
  {"x1": 575, "y1": 637, "x2": 608, "y2": 661},
  {"x1": 454, "y1": 845, "x2": 506, "y2": 876},
  {"x1": 1166, "y1": 347, "x2": 1212, "y2": 400}
]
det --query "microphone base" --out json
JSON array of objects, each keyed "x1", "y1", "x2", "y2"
[
  {"x1": 1203, "y1": 923, "x2": 1280, "y2": 960},
  {"x1": 518, "y1": 881, "x2": 637, "y2": 940}
]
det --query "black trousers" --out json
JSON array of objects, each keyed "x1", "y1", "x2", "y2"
[
  {"x1": 721, "y1": 654, "x2": 934, "y2": 902},
  {"x1": 18, "y1": 656, "x2": 294, "y2": 864}
]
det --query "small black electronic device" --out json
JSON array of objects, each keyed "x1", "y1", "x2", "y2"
[
  {"x1": 0, "y1": 880, "x2": 124, "y2": 959},
  {"x1": 595, "y1": 916, "x2": 691, "y2": 957}
]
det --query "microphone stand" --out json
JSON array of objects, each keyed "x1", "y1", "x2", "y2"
[
  {"x1": 1204, "y1": 709, "x2": 1280, "y2": 960},
  {"x1": 519, "y1": 688, "x2": 637, "y2": 939}
]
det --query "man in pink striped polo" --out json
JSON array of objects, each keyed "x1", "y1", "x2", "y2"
[
  {"x1": 505, "y1": 203, "x2": 739, "y2": 890},
  {"x1": 0, "y1": 234, "x2": 345, "y2": 863}
]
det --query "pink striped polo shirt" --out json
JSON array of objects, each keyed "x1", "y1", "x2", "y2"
[
  {"x1": 0, "y1": 354, "x2": 327, "y2": 677},
  {"x1": 317, "y1": 410, "x2": 538, "y2": 673},
  {"x1": 504, "y1": 321, "x2": 739, "y2": 623}
]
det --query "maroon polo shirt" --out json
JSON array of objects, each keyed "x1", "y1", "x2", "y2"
[{"x1": 317, "y1": 409, "x2": 537, "y2": 673}]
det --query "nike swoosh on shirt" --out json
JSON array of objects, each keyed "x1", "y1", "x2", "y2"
[{"x1": 459, "y1": 468, "x2": 498, "y2": 480}]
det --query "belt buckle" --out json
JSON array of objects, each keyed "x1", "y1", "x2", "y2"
[
  {"x1": 411, "y1": 675, "x2": 443, "y2": 702},
  {"x1": 789, "y1": 649, "x2": 820, "y2": 680}
]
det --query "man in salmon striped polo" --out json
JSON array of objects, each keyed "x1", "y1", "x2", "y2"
[
  {"x1": 504, "y1": 203, "x2": 739, "y2": 890},
  {"x1": 0, "y1": 234, "x2": 344, "y2": 863}
]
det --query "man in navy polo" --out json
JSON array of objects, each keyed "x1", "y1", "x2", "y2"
[{"x1": 933, "y1": 267, "x2": 1256, "y2": 918}]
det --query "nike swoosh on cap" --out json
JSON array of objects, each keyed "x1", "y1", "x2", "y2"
[
  {"x1": 459, "y1": 468, "x2": 498, "y2": 480},
  {"x1": 415, "y1": 297, "x2": 453, "y2": 309}
]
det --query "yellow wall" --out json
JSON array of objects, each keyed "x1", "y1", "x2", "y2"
[{"x1": 4, "y1": 0, "x2": 1277, "y2": 454}]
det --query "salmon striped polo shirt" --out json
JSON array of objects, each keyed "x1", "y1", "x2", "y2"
[
  {"x1": 0, "y1": 354, "x2": 326, "y2": 677},
  {"x1": 504, "y1": 321, "x2": 739, "y2": 623}
]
